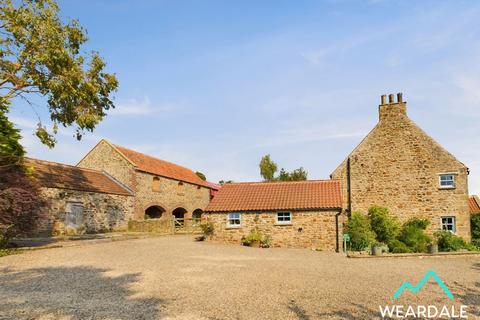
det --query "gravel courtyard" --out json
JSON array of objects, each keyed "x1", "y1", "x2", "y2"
[{"x1": 0, "y1": 235, "x2": 479, "y2": 320}]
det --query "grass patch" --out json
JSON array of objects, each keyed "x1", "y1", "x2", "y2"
[{"x1": 0, "y1": 248, "x2": 20, "y2": 257}]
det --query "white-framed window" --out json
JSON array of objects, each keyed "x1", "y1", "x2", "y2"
[
  {"x1": 441, "y1": 216, "x2": 456, "y2": 233},
  {"x1": 439, "y1": 174, "x2": 455, "y2": 188},
  {"x1": 227, "y1": 212, "x2": 241, "y2": 227},
  {"x1": 276, "y1": 212, "x2": 292, "y2": 225}
]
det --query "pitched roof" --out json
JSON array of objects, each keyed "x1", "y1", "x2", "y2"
[
  {"x1": 205, "y1": 180, "x2": 342, "y2": 212},
  {"x1": 25, "y1": 158, "x2": 132, "y2": 196},
  {"x1": 469, "y1": 196, "x2": 480, "y2": 214},
  {"x1": 111, "y1": 143, "x2": 212, "y2": 188}
]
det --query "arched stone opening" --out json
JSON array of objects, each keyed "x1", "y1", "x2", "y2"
[
  {"x1": 192, "y1": 209, "x2": 203, "y2": 220},
  {"x1": 145, "y1": 205, "x2": 165, "y2": 219},
  {"x1": 172, "y1": 207, "x2": 187, "y2": 227}
]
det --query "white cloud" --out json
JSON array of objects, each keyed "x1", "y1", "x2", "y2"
[{"x1": 110, "y1": 96, "x2": 153, "y2": 115}]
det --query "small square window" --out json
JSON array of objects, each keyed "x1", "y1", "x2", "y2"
[
  {"x1": 227, "y1": 212, "x2": 241, "y2": 227},
  {"x1": 441, "y1": 216, "x2": 456, "y2": 233},
  {"x1": 439, "y1": 174, "x2": 455, "y2": 188},
  {"x1": 276, "y1": 212, "x2": 292, "y2": 225}
]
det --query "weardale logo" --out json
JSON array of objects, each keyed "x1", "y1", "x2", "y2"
[{"x1": 379, "y1": 270, "x2": 468, "y2": 319}]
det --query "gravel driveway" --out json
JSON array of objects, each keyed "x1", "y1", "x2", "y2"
[{"x1": 0, "y1": 235, "x2": 479, "y2": 319}]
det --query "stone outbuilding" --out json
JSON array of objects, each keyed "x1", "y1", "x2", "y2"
[
  {"x1": 331, "y1": 93, "x2": 472, "y2": 240},
  {"x1": 77, "y1": 139, "x2": 217, "y2": 222},
  {"x1": 205, "y1": 180, "x2": 343, "y2": 250},
  {"x1": 25, "y1": 158, "x2": 134, "y2": 236}
]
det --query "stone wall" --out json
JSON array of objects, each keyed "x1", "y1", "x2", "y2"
[
  {"x1": 133, "y1": 171, "x2": 211, "y2": 220},
  {"x1": 36, "y1": 187, "x2": 134, "y2": 236},
  {"x1": 78, "y1": 140, "x2": 136, "y2": 190},
  {"x1": 331, "y1": 96, "x2": 471, "y2": 240},
  {"x1": 206, "y1": 210, "x2": 342, "y2": 250},
  {"x1": 128, "y1": 219, "x2": 173, "y2": 234}
]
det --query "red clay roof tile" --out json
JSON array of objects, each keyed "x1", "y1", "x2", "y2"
[
  {"x1": 25, "y1": 158, "x2": 132, "y2": 196},
  {"x1": 469, "y1": 196, "x2": 480, "y2": 214},
  {"x1": 205, "y1": 180, "x2": 342, "y2": 212},
  {"x1": 112, "y1": 144, "x2": 212, "y2": 188}
]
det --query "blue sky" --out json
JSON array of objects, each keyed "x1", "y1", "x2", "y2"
[{"x1": 8, "y1": 0, "x2": 480, "y2": 193}]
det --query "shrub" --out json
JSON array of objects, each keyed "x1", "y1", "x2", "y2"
[
  {"x1": 345, "y1": 212, "x2": 376, "y2": 251},
  {"x1": 397, "y1": 218, "x2": 431, "y2": 253},
  {"x1": 199, "y1": 221, "x2": 214, "y2": 236},
  {"x1": 471, "y1": 214, "x2": 480, "y2": 242},
  {"x1": 241, "y1": 228, "x2": 263, "y2": 246},
  {"x1": 260, "y1": 235, "x2": 272, "y2": 248},
  {"x1": 368, "y1": 206, "x2": 400, "y2": 244},
  {"x1": 387, "y1": 239, "x2": 412, "y2": 253},
  {"x1": 0, "y1": 166, "x2": 47, "y2": 248},
  {"x1": 434, "y1": 231, "x2": 468, "y2": 252}
]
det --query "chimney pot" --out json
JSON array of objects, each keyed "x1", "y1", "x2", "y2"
[
  {"x1": 397, "y1": 93, "x2": 403, "y2": 103},
  {"x1": 381, "y1": 95, "x2": 387, "y2": 105},
  {"x1": 388, "y1": 94, "x2": 394, "y2": 103}
]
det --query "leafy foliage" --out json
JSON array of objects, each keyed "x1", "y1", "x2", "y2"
[
  {"x1": 387, "y1": 239, "x2": 412, "y2": 253},
  {"x1": 368, "y1": 206, "x2": 400, "y2": 244},
  {"x1": 259, "y1": 154, "x2": 278, "y2": 181},
  {"x1": 199, "y1": 221, "x2": 214, "y2": 236},
  {"x1": 0, "y1": 164, "x2": 47, "y2": 247},
  {"x1": 259, "y1": 154, "x2": 308, "y2": 181},
  {"x1": 0, "y1": 100, "x2": 24, "y2": 165},
  {"x1": 241, "y1": 228, "x2": 269, "y2": 247},
  {"x1": 397, "y1": 218, "x2": 431, "y2": 253},
  {"x1": 434, "y1": 231, "x2": 470, "y2": 252},
  {"x1": 345, "y1": 212, "x2": 376, "y2": 251},
  {"x1": 195, "y1": 171, "x2": 206, "y2": 181},
  {"x1": 471, "y1": 213, "x2": 480, "y2": 242},
  {"x1": 0, "y1": 0, "x2": 118, "y2": 153}
]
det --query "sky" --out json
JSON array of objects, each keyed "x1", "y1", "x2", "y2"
[{"x1": 8, "y1": 0, "x2": 480, "y2": 194}]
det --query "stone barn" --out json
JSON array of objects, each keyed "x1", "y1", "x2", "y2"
[
  {"x1": 205, "y1": 180, "x2": 343, "y2": 250},
  {"x1": 77, "y1": 139, "x2": 217, "y2": 223},
  {"x1": 331, "y1": 93, "x2": 472, "y2": 239},
  {"x1": 24, "y1": 158, "x2": 134, "y2": 236}
]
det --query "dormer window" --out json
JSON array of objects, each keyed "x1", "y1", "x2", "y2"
[{"x1": 439, "y1": 173, "x2": 456, "y2": 189}]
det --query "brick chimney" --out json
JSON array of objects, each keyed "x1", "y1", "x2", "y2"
[{"x1": 378, "y1": 92, "x2": 406, "y2": 121}]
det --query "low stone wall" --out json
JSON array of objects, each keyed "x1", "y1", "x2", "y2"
[
  {"x1": 128, "y1": 219, "x2": 174, "y2": 234},
  {"x1": 206, "y1": 210, "x2": 342, "y2": 251}
]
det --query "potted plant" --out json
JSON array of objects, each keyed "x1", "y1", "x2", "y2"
[
  {"x1": 427, "y1": 240, "x2": 438, "y2": 254},
  {"x1": 371, "y1": 242, "x2": 384, "y2": 256}
]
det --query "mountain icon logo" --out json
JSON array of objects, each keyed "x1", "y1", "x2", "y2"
[{"x1": 393, "y1": 270, "x2": 454, "y2": 300}]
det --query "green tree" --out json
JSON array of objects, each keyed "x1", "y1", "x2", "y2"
[
  {"x1": 0, "y1": 101, "x2": 24, "y2": 165},
  {"x1": 0, "y1": 0, "x2": 118, "y2": 163},
  {"x1": 195, "y1": 171, "x2": 206, "y2": 181},
  {"x1": 345, "y1": 212, "x2": 376, "y2": 251},
  {"x1": 367, "y1": 205, "x2": 399, "y2": 244},
  {"x1": 288, "y1": 167, "x2": 308, "y2": 181},
  {"x1": 259, "y1": 154, "x2": 277, "y2": 181}
]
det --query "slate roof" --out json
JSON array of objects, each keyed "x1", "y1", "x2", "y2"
[
  {"x1": 25, "y1": 158, "x2": 132, "y2": 196},
  {"x1": 205, "y1": 180, "x2": 342, "y2": 212},
  {"x1": 112, "y1": 144, "x2": 212, "y2": 188},
  {"x1": 469, "y1": 196, "x2": 480, "y2": 214}
]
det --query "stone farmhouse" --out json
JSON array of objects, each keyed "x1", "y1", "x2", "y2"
[
  {"x1": 17, "y1": 93, "x2": 476, "y2": 249},
  {"x1": 331, "y1": 93, "x2": 471, "y2": 240}
]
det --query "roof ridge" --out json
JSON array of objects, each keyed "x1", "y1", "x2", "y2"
[
  {"x1": 224, "y1": 179, "x2": 340, "y2": 186},
  {"x1": 113, "y1": 143, "x2": 197, "y2": 173},
  {"x1": 25, "y1": 157, "x2": 103, "y2": 174}
]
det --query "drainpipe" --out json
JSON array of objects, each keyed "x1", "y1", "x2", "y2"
[
  {"x1": 346, "y1": 157, "x2": 352, "y2": 217},
  {"x1": 335, "y1": 210, "x2": 341, "y2": 253}
]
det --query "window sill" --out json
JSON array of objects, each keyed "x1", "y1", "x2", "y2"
[
  {"x1": 226, "y1": 225, "x2": 241, "y2": 229},
  {"x1": 438, "y1": 186, "x2": 455, "y2": 190},
  {"x1": 275, "y1": 223, "x2": 292, "y2": 226}
]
